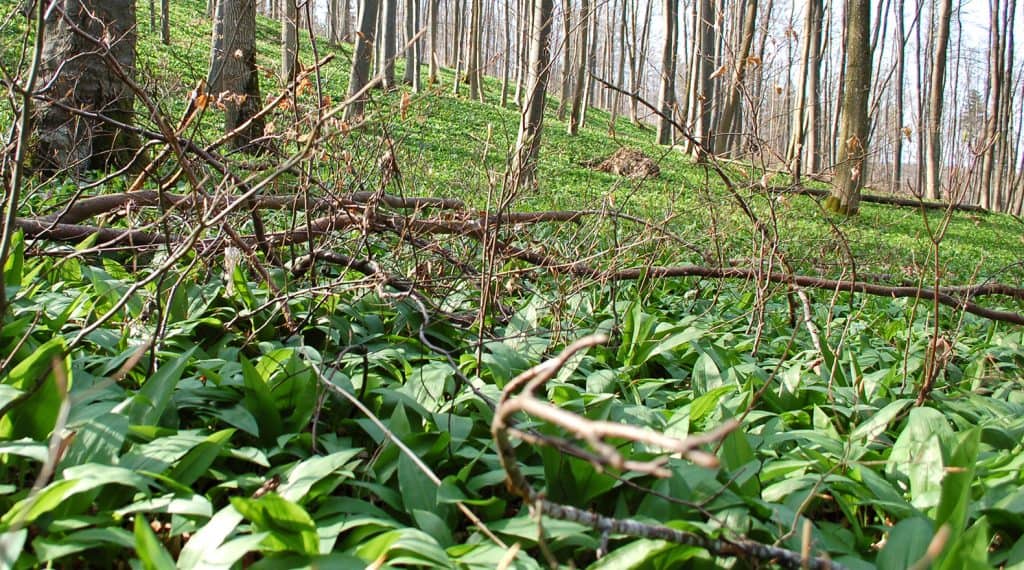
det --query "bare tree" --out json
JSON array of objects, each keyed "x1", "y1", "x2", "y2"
[
  {"x1": 208, "y1": 0, "x2": 265, "y2": 151},
  {"x1": 380, "y1": 0, "x2": 398, "y2": 88},
  {"x1": 656, "y1": 0, "x2": 678, "y2": 145},
  {"x1": 784, "y1": 0, "x2": 821, "y2": 178},
  {"x1": 508, "y1": 0, "x2": 555, "y2": 192},
  {"x1": 428, "y1": 0, "x2": 440, "y2": 83},
  {"x1": 403, "y1": 0, "x2": 421, "y2": 90},
  {"x1": 344, "y1": 0, "x2": 380, "y2": 120},
  {"x1": 467, "y1": 0, "x2": 484, "y2": 100},
  {"x1": 716, "y1": 0, "x2": 759, "y2": 155},
  {"x1": 924, "y1": 0, "x2": 953, "y2": 200},
  {"x1": 29, "y1": 0, "x2": 144, "y2": 177},
  {"x1": 827, "y1": 0, "x2": 871, "y2": 215},
  {"x1": 281, "y1": 0, "x2": 299, "y2": 82},
  {"x1": 685, "y1": 0, "x2": 713, "y2": 157},
  {"x1": 568, "y1": 0, "x2": 591, "y2": 135}
]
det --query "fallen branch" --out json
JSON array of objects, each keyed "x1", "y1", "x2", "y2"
[
  {"x1": 34, "y1": 190, "x2": 464, "y2": 226},
  {"x1": 765, "y1": 185, "x2": 991, "y2": 214},
  {"x1": 492, "y1": 335, "x2": 844, "y2": 570}
]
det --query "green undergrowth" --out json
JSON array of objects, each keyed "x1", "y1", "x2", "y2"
[{"x1": 2, "y1": 1, "x2": 1024, "y2": 569}]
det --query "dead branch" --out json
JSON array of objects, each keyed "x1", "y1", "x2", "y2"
[
  {"x1": 492, "y1": 334, "x2": 844, "y2": 570},
  {"x1": 764, "y1": 184, "x2": 991, "y2": 213}
]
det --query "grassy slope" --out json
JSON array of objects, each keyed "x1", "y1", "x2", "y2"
[{"x1": 5, "y1": 0, "x2": 1016, "y2": 285}]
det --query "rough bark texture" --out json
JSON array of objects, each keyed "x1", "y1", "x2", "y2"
[
  {"x1": 715, "y1": 0, "x2": 758, "y2": 155},
  {"x1": 785, "y1": 0, "x2": 820, "y2": 176},
  {"x1": 507, "y1": 0, "x2": 554, "y2": 193},
  {"x1": 380, "y1": 0, "x2": 397, "y2": 88},
  {"x1": 568, "y1": 0, "x2": 591, "y2": 135},
  {"x1": 344, "y1": 0, "x2": 379, "y2": 120},
  {"x1": 656, "y1": 0, "x2": 677, "y2": 145},
  {"x1": 281, "y1": 0, "x2": 299, "y2": 82},
  {"x1": 827, "y1": 0, "x2": 871, "y2": 215},
  {"x1": 30, "y1": 0, "x2": 144, "y2": 178},
  {"x1": 208, "y1": 0, "x2": 265, "y2": 152},
  {"x1": 924, "y1": 0, "x2": 952, "y2": 201}
]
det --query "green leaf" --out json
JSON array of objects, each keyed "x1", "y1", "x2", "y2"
[
  {"x1": 0, "y1": 337, "x2": 67, "y2": 440},
  {"x1": 353, "y1": 528, "x2": 452, "y2": 568},
  {"x1": 399, "y1": 451, "x2": 437, "y2": 514},
  {"x1": 177, "y1": 505, "x2": 245, "y2": 570},
  {"x1": 278, "y1": 449, "x2": 361, "y2": 503},
  {"x1": 128, "y1": 347, "x2": 196, "y2": 426},
  {"x1": 231, "y1": 492, "x2": 319, "y2": 556},
  {"x1": 0, "y1": 530, "x2": 27, "y2": 568},
  {"x1": 888, "y1": 407, "x2": 954, "y2": 509},
  {"x1": 877, "y1": 517, "x2": 933, "y2": 569},
  {"x1": 167, "y1": 428, "x2": 235, "y2": 487},
  {"x1": 134, "y1": 515, "x2": 176, "y2": 570},
  {"x1": 589, "y1": 539, "x2": 679, "y2": 568},
  {"x1": 3, "y1": 230, "x2": 23, "y2": 287},
  {"x1": 241, "y1": 356, "x2": 283, "y2": 443},
  {"x1": 719, "y1": 429, "x2": 761, "y2": 496}
]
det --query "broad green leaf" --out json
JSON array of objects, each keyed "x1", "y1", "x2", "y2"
[
  {"x1": 128, "y1": 347, "x2": 196, "y2": 426},
  {"x1": 168, "y1": 428, "x2": 235, "y2": 487},
  {"x1": 888, "y1": 407, "x2": 954, "y2": 509},
  {"x1": 177, "y1": 505, "x2": 245, "y2": 570},
  {"x1": 231, "y1": 493, "x2": 319, "y2": 556},
  {"x1": 3, "y1": 230, "x2": 23, "y2": 287},
  {"x1": 33, "y1": 527, "x2": 134, "y2": 563},
  {"x1": 877, "y1": 517, "x2": 933, "y2": 569},
  {"x1": 353, "y1": 528, "x2": 453, "y2": 568},
  {"x1": 399, "y1": 451, "x2": 437, "y2": 513},
  {"x1": 278, "y1": 449, "x2": 361, "y2": 503},
  {"x1": 0, "y1": 530, "x2": 27, "y2": 568},
  {"x1": 241, "y1": 356, "x2": 283, "y2": 443},
  {"x1": 0, "y1": 337, "x2": 68, "y2": 440},
  {"x1": 134, "y1": 515, "x2": 176, "y2": 570},
  {"x1": 719, "y1": 429, "x2": 761, "y2": 496}
]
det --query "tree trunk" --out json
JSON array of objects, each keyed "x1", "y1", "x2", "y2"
[
  {"x1": 501, "y1": 0, "x2": 512, "y2": 106},
  {"x1": 656, "y1": 0, "x2": 678, "y2": 145},
  {"x1": 890, "y1": 0, "x2": 905, "y2": 193},
  {"x1": 508, "y1": 0, "x2": 554, "y2": 193},
  {"x1": 556, "y1": 1, "x2": 573, "y2": 121},
  {"x1": 208, "y1": 0, "x2": 265, "y2": 152},
  {"x1": 716, "y1": 0, "x2": 758, "y2": 155},
  {"x1": 345, "y1": 0, "x2": 380, "y2": 119},
  {"x1": 686, "y1": 0, "x2": 712, "y2": 157},
  {"x1": 161, "y1": 0, "x2": 170, "y2": 44},
  {"x1": 379, "y1": 0, "x2": 397, "y2": 88},
  {"x1": 428, "y1": 0, "x2": 440, "y2": 83},
  {"x1": 30, "y1": 0, "x2": 144, "y2": 177},
  {"x1": 568, "y1": 0, "x2": 590, "y2": 135},
  {"x1": 827, "y1": 0, "x2": 871, "y2": 215},
  {"x1": 329, "y1": 0, "x2": 340, "y2": 44},
  {"x1": 979, "y1": 0, "x2": 1005, "y2": 209},
  {"x1": 281, "y1": 0, "x2": 299, "y2": 82},
  {"x1": 467, "y1": 0, "x2": 484, "y2": 100},
  {"x1": 403, "y1": 0, "x2": 420, "y2": 88},
  {"x1": 924, "y1": 0, "x2": 952, "y2": 201},
  {"x1": 785, "y1": 0, "x2": 821, "y2": 177},
  {"x1": 451, "y1": 0, "x2": 463, "y2": 94}
]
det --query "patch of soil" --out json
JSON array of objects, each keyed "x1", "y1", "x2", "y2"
[{"x1": 591, "y1": 147, "x2": 661, "y2": 179}]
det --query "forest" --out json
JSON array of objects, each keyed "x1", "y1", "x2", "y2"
[{"x1": 1, "y1": 0, "x2": 1023, "y2": 568}]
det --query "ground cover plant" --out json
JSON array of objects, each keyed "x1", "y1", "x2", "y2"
[{"x1": 2, "y1": 1, "x2": 1024, "y2": 568}]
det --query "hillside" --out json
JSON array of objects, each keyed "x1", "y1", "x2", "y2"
[{"x1": 1, "y1": 2, "x2": 1024, "y2": 569}]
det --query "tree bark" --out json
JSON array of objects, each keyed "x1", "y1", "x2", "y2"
[
  {"x1": 30, "y1": 0, "x2": 144, "y2": 178},
  {"x1": 923, "y1": 0, "x2": 952, "y2": 201},
  {"x1": 344, "y1": 0, "x2": 380, "y2": 120},
  {"x1": 890, "y1": 0, "x2": 905, "y2": 193},
  {"x1": 656, "y1": 0, "x2": 678, "y2": 145},
  {"x1": 685, "y1": 0, "x2": 713, "y2": 157},
  {"x1": 716, "y1": 0, "x2": 758, "y2": 156},
  {"x1": 827, "y1": 0, "x2": 871, "y2": 215},
  {"x1": 208, "y1": 0, "x2": 265, "y2": 152},
  {"x1": 380, "y1": 0, "x2": 397, "y2": 88},
  {"x1": 508, "y1": 0, "x2": 554, "y2": 193},
  {"x1": 467, "y1": 0, "x2": 484, "y2": 100},
  {"x1": 403, "y1": 0, "x2": 421, "y2": 89},
  {"x1": 568, "y1": 0, "x2": 590, "y2": 135},
  {"x1": 281, "y1": 0, "x2": 299, "y2": 82},
  {"x1": 556, "y1": 1, "x2": 573, "y2": 121}
]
